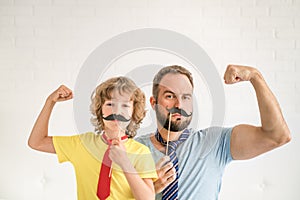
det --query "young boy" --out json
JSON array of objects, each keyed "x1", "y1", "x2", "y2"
[{"x1": 28, "y1": 76, "x2": 157, "y2": 200}]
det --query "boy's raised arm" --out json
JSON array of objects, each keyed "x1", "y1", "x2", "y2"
[{"x1": 28, "y1": 85, "x2": 73, "y2": 153}]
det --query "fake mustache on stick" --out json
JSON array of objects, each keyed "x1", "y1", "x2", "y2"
[
  {"x1": 102, "y1": 114, "x2": 131, "y2": 122},
  {"x1": 166, "y1": 107, "x2": 192, "y2": 117}
]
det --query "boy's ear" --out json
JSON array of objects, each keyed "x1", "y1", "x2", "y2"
[{"x1": 150, "y1": 96, "x2": 156, "y2": 109}]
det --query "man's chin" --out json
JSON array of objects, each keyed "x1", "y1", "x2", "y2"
[{"x1": 162, "y1": 123, "x2": 188, "y2": 132}]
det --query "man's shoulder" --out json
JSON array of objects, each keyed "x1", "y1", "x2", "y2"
[
  {"x1": 191, "y1": 126, "x2": 232, "y2": 136},
  {"x1": 133, "y1": 127, "x2": 232, "y2": 146},
  {"x1": 184, "y1": 127, "x2": 233, "y2": 159},
  {"x1": 187, "y1": 127, "x2": 233, "y2": 145}
]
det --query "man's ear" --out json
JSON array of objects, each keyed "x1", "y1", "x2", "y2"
[{"x1": 150, "y1": 96, "x2": 156, "y2": 109}]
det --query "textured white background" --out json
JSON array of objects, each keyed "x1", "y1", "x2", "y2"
[{"x1": 0, "y1": 0, "x2": 299, "y2": 199}]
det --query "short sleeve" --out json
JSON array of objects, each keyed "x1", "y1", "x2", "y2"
[
  {"x1": 214, "y1": 127, "x2": 233, "y2": 166},
  {"x1": 53, "y1": 135, "x2": 80, "y2": 163}
]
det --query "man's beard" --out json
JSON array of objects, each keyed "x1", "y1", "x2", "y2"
[{"x1": 155, "y1": 105, "x2": 192, "y2": 132}]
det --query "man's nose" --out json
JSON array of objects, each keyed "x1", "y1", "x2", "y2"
[{"x1": 174, "y1": 97, "x2": 183, "y2": 108}]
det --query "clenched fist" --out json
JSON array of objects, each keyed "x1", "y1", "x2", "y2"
[
  {"x1": 109, "y1": 138, "x2": 128, "y2": 168},
  {"x1": 154, "y1": 156, "x2": 176, "y2": 193},
  {"x1": 47, "y1": 85, "x2": 73, "y2": 103},
  {"x1": 223, "y1": 64, "x2": 260, "y2": 84}
]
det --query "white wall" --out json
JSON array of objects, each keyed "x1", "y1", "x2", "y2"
[{"x1": 1, "y1": 0, "x2": 299, "y2": 199}]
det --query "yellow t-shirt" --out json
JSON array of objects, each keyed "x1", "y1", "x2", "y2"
[{"x1": 53, "y1": 132, "x2": 157, "y2": 200}]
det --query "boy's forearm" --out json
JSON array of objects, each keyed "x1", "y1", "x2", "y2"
[{"x1": 123, "y1": 172, "x2": 155, "y2": 200}]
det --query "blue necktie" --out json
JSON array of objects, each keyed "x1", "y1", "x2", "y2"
[{"x1": 155, "y1": 129, "x2": 190, "y2": 200}]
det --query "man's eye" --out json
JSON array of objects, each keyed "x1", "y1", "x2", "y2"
[
  {"x1": 166, "y1": 95, "x2": 174, "y2": 99},
  {"x1": 183, "y1": 95, "x2": 191, "y2": 100}
]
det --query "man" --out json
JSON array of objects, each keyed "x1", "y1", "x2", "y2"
[{"x1": 135, "y1": 64, "x2": 291, "y2": 199}]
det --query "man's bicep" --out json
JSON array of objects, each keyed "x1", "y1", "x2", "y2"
[{"x1": 230, "y1": 124, "x2": 279, "y2": 160}]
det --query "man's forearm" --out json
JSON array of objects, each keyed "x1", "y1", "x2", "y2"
[{"x1": 250, "y1": 70, "x2": 290, "y2": 142}]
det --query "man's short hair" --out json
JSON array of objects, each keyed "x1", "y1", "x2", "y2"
[{"x1": 152, "y1": 65, "x2": 194, "y2": 100}]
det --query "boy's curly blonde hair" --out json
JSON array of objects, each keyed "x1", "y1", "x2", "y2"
[{"x1": 90, "y1": 76, "x2": 146, "y2": 138}]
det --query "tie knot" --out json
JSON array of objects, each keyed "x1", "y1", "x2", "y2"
[
  {"x1": 155, "y1": 129, "x2": 190, "y2": 153},
  {"x1": 102, "y1": 133, "x2": 128, "y2": 146}
]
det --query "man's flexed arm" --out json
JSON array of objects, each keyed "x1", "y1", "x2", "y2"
[
  {"x1": 28, "y1": 85, "x2": 73, "y2": 153},
  {"x1": 224, "y1": 65, "x2": 291, "y2": 160}
]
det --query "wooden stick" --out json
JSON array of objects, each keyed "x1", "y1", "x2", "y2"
[{"x1": 166, "y1": 113, "x2": 172, "y2": 155}]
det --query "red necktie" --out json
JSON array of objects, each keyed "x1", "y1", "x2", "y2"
[{"x1": 96, "y1": 134, "x2": 128, "y2": 200}]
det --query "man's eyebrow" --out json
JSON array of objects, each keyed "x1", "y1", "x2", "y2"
[
  {"x1": 163, "y1": 90, "x2": 175, "y2": 95},
  {"x1": 163, "y1": 90, "x2": 192, "y2": 96}
]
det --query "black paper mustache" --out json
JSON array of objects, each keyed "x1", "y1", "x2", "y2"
[
  {"x1": 103, "y1": 114, "x2": 131, "y2": 122},
  {"x1": 166, "y1": 107, "x2": 192, "y2": 117}
]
